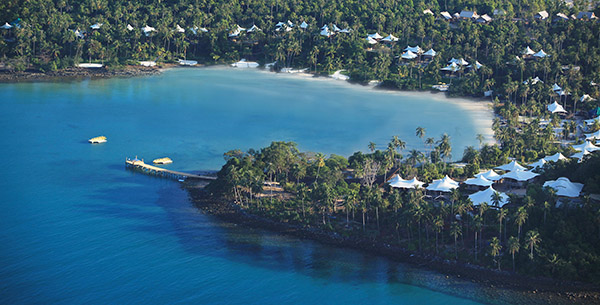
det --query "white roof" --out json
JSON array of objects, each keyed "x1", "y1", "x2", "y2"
[
  {"x1": 189, "y1": 26, "x2": 198, "y2": 35},
  {"x1": 572, "y1": 141, "x2": 600, "y2": 152},
  {"x1": 523, "y1": 46, "x2": 535, "y2": 55},
  {"x1": 475, "y1": 169, "x2": 502, "y2": 181},
  {"x1": 570, "y1": 149, "x2": 592, "y2": 162},
  {"x1": 366, "y1": 36, "x2": 378, "y2": 44},
  {"x1": 404, "y1": 46, "x2": 423, "y2": 54},
  {"x1": 339, "y1": 28, "x2": 352, "y2": 33},
  {"x1": 423, "y1": 49, "x2": 437, "y2": 56},
  {"x1": 525, "y1": 76, "x2": 543, "y2": 85},
  {"x1": 501, "y1": 169, "x2": 540, "y2": 182},
  {"x1": 229, "y1": 29, "x2": 241, "y2": 37},
  {"x1": 332, "y1": 24, "x2": 341, "y2": 32},
  {"x1": 368, "y1": 33, "x2": 383, "y2": 39},
  {"x1": 584, "y1": 115, "x2": 600, "y2": 125},
  {"x1": 441, "y1": 62, "x2": 460, "y2": 72},
  {"x1": 90, "y1": 23, "x2": 103, "y2": 30},
  {"x1": 401, "y1": 50, "x2": 418, "y2": 59},
  {"x1": 199, "y1": 27, "x2": 208, "y2": 32},
  {"x1": 544, "y1": 152, "x2": 567, "y2": 162},
  {"x1": 321, "y1": 24, "x2": 329, "y2": 30},
  {"x1": 556, "y1": 13, "x2": 569, "y2": 20},
  {"x1": 236, "y1": 25, "x2": 246, "y2": 31},
  {"x1": 424, "y1": 9, "x2": 434, "y2": 15},
  {"x1": 543, "y1": 177, "x2": 584, "y2": 197},
  {"x1": 547, "y1": 101, "x2": 567, "y2": 114},
  {"x1": 495, "y1": 160, "x2": 527, "y2": 172},
  {"x1": 330, "y1": 70, "x2": 350, "y2": 81},
  {"x1": 300, "y1": 21, "x2": 308, "y2": 29},
  {"x1": 142, "y1": 25, "x2": 156, "y2": 33},
  {"x1": 581, "y1": 94, "x2": 596, "y2": 102},
  {"x1": 441, "y1": 11, "x2": 452, "y2": 19},
  {"x1": 0, "y1": 22, "x2": 12, "y2": 29},
  {"x1": 389, "y1": 175, "x2": 425, "y2": 189},
  {"x1": 468, "y1": 187, "x2": 509, "y2": 207},
  {"x1": 585, "y1": 130, "x2": 600, "y2": 141},
  {"x1": 381, "y1": 34, "x2": 399, "y2": 42},
  {"x1": 287, "y1": 20, "x2": 294, "y2": 27},
  {"x1": 454, "y1": 58, "x2": 469, "y2": 66},
  {"x1": 127, "y1": 24, "x2": 134, "y2": 31},
  {"x1": 426, "y1": 175, "x2": 459, "y2": 192},
  {"x1": 460, "y1": 11, "x2": 478, "y2": 19},
  {"x1": 552, "y1": 83, "x2": 562, "y2": 91},
  {"x1": 176, "y1": 24, "x2": 185, "y2": 33},
  {"x1": 533, "y1": 50, "x2": 548, "y2": 58},
  {"x1": 536, "y1": 11, "x2": 549, "y2": 19},
  {"x1": 468, "y1": 61, "x2": 482, "y2": 69},
  {"x1": 321, "y1": 28, "x2": 332, "y2": 37},
  {"x1": 528, "y1": 158, "x2": 547, "y2": 170},
  {"x1": 247, "y1": 25, "x2": 261, "y2": 32},
  {"x1": 464, "y1": 176, "x2": 494, "y2": 187},
  {"x1": 276, "y1": 22, "x2": 286, "y2": 27},
  {"x1": 478, "y1": 14, "x2": 492, "y2": 22}
]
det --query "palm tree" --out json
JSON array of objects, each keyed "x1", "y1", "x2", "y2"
[
  {"x1": 391, "y1": 135, "x2": 406, "y2": 156},
  {"x1": 515, "y1": 207, "x2": 528, "y2": 240},
  {"x1": 450, "y1": 221, "x2": 462, "y2": 259},
  {"x1": 497, "y1": 208, "x2": 507, "y2": 240},
  {"x1": 526, "y1": 230, "x2": 541, "y2": 260},
  {"x1": 508, "y1": 236, "x2": 520, "y2": 272},
  {"x1": 314, "y1": 153, "x2": 325, "y2": 183},
  {"x1": 437, "y1": 133, "x2": 452, "y2": 162},
  {"x1": 415, "y1": 127, "x2": 426, "y2": 142},
  {"x1": 473, "y1": 215, "x2": 483, "y2": 261},
  {"x1": 490, "y1": 237, "x2": 502, "y2": 271},
  {"x1": 433, "y1": 216, "x2": 444, "y2": 254},
  {"x1": 368, "y1": 142, "x2": 376, "y2": 152},
  {"x1": 476, "y1": 134, "x2": 485, "y2": 148}
]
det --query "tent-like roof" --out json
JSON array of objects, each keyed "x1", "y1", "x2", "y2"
[
  {"x1": 199, "y1": 27, "x2": 208, "y2": 32},
  {"x1": 523, "y1": 46, "x2": 535, "y2": 55},
  {"x1": 556, "y1": 13, "x2": 569, "y2": 20},
  {"x1": 464, "y1": 176, "x2": 494, "y2": 187},
  {"x1": 287, "y1": 20, "x2": 294, "y2": 27},
  {"x1": 229, "y1": 29, "x2": 241, "y2": 37},
  {"x1": 552, "y1": 83, "x2": 562, "y2": 92},
  {"x1": 127, "y1": 24, "x2": 134, "y2": 31},
  {"x1": 276, "y1": 21, "x2": 286, "y2": 27},
  {"x1": 547, "y1": 101, "x2": 567, "y2": 114},
  {"x1": 381, "y1": 34, "x2": 399, "y2": 42},
  {"x1": 247, "y1": 25, "x2": 261, "y2": 32},
  {"x1": 300, "y1": 21, "x2": 308, "y2": 29},
  {"x1": 440, "y1": 11, "x2": 453, "y2": 20},
  {"x1": 423, "y1": 9, "x2": 434, "y2": 15},
  {"x1": 501, "y1": 169, "x2": 540, "y2": 182},
  {"x1": 475, "y1": 169, "x2": 502, "y2": 181},
  {"x1": 543, "y1": 177, "x2": 584, "y2": 197},
  {"x1": 0, "y1": 22, "x2": 12, "y2": 29},
  {"x1": 495, "y1": 160, "x2": 527, "y2": 172},
  {"x1": 321, "y1": 28, "x2": 333, "y2": 37},
  {"x1": 526, "y1": 76, "x2": 543, "y2": 85},
  {"x1": 581, "y1": 94, "x2": 596, "y2": 103},
  {"x1": 366, "y1": 36, "x2": 378, "y2": 44},
  {"x1": 468, "y1": 61, "x2": 482, "y2": 70},
  {"x1": 176, "y1": 24, "x2": 185, "y2": 33},
  {"x1": 536, "y1": 11, "x2": 549, "y2": 19},
  {"x1": 390, "y1": 176, "x2": 425, "y2": 189},
  {"x1": 90, "y1": 23, "x2": 103, "y2": 30},
  {"x1": 142, "y1": 25, "x2": 156, "y2": 33},
  {"x1": 572, "y1": 141, "x2": 600, "y2": 152},
  {"x1": 368, "y1": 33, "x2": 383, "y2": 39},
  {"x1": 388, "y1": 174, "x2": 403, "y2": 185},
  {"x1": 332, "y1": 24, "x2": 341, "y2": 32},
  {"x1": 441, "y1": 62, "x2": 460, "y2": 72},
  {"x1": 423, "y1": 49, "x2": 437, "y2": 57},
  {"x1": 449, "y1": 58, "x2": 469, "y2": 66},
  {"x1": 584, "y1": 115, "x2": 600, "y2": 125},
  {"x1": 401, "y1": 50, "x2": 418, "y2": 59},
  {"x1": 533, "y1": 50, "x2": 548, "y2": 58},
  {"x1": 570, "y1": 149, "x2": 591, "y2": 162},
  {"x1": 404, "y1": 46, "x2": 423, "y2": 54},
  {"x1": 468, "y1": 186, "x2": 509, "y2": 207},
  {"x1": 585, "y1": 130, "x2": 600, "y2": 141},
  {"x1": 528, "y1": 158, "x2": 547, "y2": 170},
  {"x1": 426, "y1": 175, "x2": 459, "y2": 192},
  {"x1": 544, "y1": 152, "x2": 567, "y2": 162},
  {"x1": 339, "y1": 28, "x2": 352, "y2": 33}
]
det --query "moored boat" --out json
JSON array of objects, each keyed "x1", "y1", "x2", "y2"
[
  {"x1": 88, "y1": 136, "x2": 107, "y2": 143},
  {"x1": 153, "y1": 157, "x2": 173, "y2": 164}
]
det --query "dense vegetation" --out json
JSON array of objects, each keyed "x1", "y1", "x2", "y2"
[
  {"x1": 206, "y1": 137, "x2": 600, "y2": 284},
  {"x1": 1, "y1": 0, "x2": 600, "y2": 116}
]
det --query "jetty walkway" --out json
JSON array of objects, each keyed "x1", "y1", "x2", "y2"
[{"x1": 125, "y1": 157, "x2": 216, "y2": 181}]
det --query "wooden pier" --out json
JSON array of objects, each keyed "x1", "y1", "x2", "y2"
[{"x1": 125, "y1": 157, "x2": 216, "y2": 181}]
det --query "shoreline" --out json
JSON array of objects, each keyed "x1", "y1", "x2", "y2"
[
  {"x1": 185, "y1": 184, "x2": 600, "y2": 304},
  {"x1": 0, "y1": 65, "x2": 162, "y2": 82}
]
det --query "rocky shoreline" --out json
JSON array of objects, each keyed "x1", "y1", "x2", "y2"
[
  {"x1": 0, "y1": 66, "x2": 162, "y2": 82},
  {"x1": 185, "y1": 184, "x2": 600, "y2": 304}
]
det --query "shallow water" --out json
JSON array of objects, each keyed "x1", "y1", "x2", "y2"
[{"x1": 0, "y1": 67, "x2": 541, "y2": 304}]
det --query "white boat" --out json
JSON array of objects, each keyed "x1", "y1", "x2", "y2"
[
  {"x1": 77, "y1": 63, "x2": 103, "y2": 68},
  {"x1": 280, "y1": 67, "x2": 309, "y2": 73},
  {"x1": 178, "y1": 59, "x2": 198, "y2": 66},
  {"x1": 153, "y1": 157, "x2": 173, "y2": 164},
  {"x1": 88, "y1": 136, "x2": 107, "y2": 144},
  {"x1": 139, "y1": 61, "x2": 156, "y2": 67},
  {"x1": 231, "y1": 59, "x2": 259, "y2": 68},
  {"x1": 330, "y1": 70, "x2": 349, "y2": 80}
]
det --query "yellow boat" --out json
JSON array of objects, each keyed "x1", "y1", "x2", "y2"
[
  {"x1": 153, "y1": 157, "x2": 173, "y2": 164},
  {"x1": 88, "y1": 136, "x2": 107, "y2": 144}
]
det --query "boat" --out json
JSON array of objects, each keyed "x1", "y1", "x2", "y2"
[
  {"x1": 153, "y1": 157, "x2": 173, "y2": 164},
  {"x1": 88, "y1": 136, "x2": 107, "y2": 144},
  {"x1": 231, "y1": 59, "x2": 259, "y2": 68}
]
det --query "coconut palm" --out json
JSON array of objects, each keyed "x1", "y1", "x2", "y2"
[
  {"x1": 433, "y1": 216, "x2": 444, "y2": 254},
  {"x1": 526, "y1": 230, "x2": 541, "y2": 260},
  {"x1": 508, "y1": 236, "x2": 520, "y2": 272},
  {"x1": 450, "y1": 221, "x2": 462, "y2": 259},
  {"x1": 515, "y1": 206, "x2": 528, "y2": 240},
  {"x1": 497, "y1": 208, "x2": 507, "y2": 240},
  {"x1": 416, "y1": 127, "x2": 426, "y2": 142},
  {"x1": 368, "y1": 141, "x2": 376, "y2": 152},
  {"x1": 490, "y1": 237, "x2": 502, "y2": 271}
]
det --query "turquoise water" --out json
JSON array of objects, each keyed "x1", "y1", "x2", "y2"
[{"x1": 0, "y1": 68, "x2": 528, "y2": 304}]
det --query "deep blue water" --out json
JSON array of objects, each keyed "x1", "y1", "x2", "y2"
[{"x1": 0, "y1": 68, "x2": 538, "y2": 304}]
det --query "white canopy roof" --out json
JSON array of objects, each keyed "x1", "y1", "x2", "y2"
[
  {"x1": 368, "y1": 33, "x2": 383, "y2": 39},
  {"x1": 570, "y1": 149, "x2": 592, "y2": 162},
  {"x1": 127, "y1": 24, "x2": 134, "y2": 31},
  {"x1": 90, "y1": 23, "x2": 103, "y2": 30},
  {"x1": 468, "y1": 187, "x2": 509, "y2": 207},
  {"x1": 495, "y1": 160, "x2": 527, "y2": 172},
  {"x1": 501, "y1": 169, "x2": 540, "y2": 182},
  {"x1": 199, "y1": 27, "x2": 208, "y2": 32},
  {"x1": 388, "y1": 174, "x2": 403, "y2": 185},
  {"x1": 339, "y1": 28, "x2": 352, "y2": 33},
  {"x1": 475, "y1": 169, "x2": 502, "y2": 181},
  {"x1": 528, "y1": 158, "x2": 547, "y2": 170},
  {"x1": 366, "y1": 36, "x2": 378, "y2": 44},
  {"x1": 176, "y1": 24, "x2": 185, "y2": 33},
  {"x1": 381, "y1": 34, "x2": 399, "y2": 42},
  {"x1": 523, "y1": 46, "x2": 535, "y2": 55},
  {"x1": 525, "y1": 76, "x2": 543, "y2": 85},
  {"x1": 441, "y1": 62, "x2": 460, "y2": 72},
  {"x1": 229, "y1": 29, "x2": 241, "y2": 37},
  {"x1": 300, "y1": 21, "x2": 308, "y2": 29},
  {"x1": 468, "y1": 61, "x2": 482, "y2": 69},
  {"x1": 404, "y1": 46, "x2": 423, "y2": 54},
  {"x1": 552, "y1": 83, "x2": 562, "y2": 91},
  {"x1": 189, "y1": 26, "x2": 198, "y2": 35},
  {"x1": 464, "y1": 176, "x2": 494, "y2": 187},
  {"x1": 389, "y1": 175, "x2": 425, "y2": 189},
  {"x1": 401, "y1": 50, "x2": 418, "y2": 59},
  {"x1": 544, "y1": 152, "x2": 567, "y2": 162},
  {"x1": 321, "y1": 28, "x2": 333, "y2": 37},
  {"x1": 423, "y1": 49, "x2": 437, "y2": 57},
  {"x1": 533, "y1": 50, "x2": 548, "y2": 58},
  {"x1": 426, "y1": 175, "x2": 459, "y2": 192},
  {"x1": 543, "y1": 177, "x2": 584, "y2": 197},
  {"x1": 580, "y1": 94, "x2": 596, "y2": 102},
  {"x1": 441, "y1": 11, "x2": 453, "y2": 20},
  {"x1": 455, "y1": 58, "x2": 469, "y2": 66},
  {"x1": 321, "y1": 24, "x2": 329, "y2": 30},
  {"x1": 585, "y1": 130, "x2": 600, "y2": 141},
  {"x1": 332, "y1": 24, "x2": 341, "y2": 32},
  {"x1": 276, "y1": 22, "x2": 286, "y2": 27},
  {"x1": 287, "y1": 20, "x2": 294, "y2": 27},
  {"x1": 536, "y1": 11, "x2": 549, "y2": 19},
  {"x1": 547, "y1": 101, "x2": 567, "y2": 114},
  {"x1": 572, "y1": 141, "x2": 600, "y2": 152},
  {"x1": 247, "y1": 25, "x2": 261, "y2": 32},
  {"x1": 0, "y1": 22, "x2": 12, "y2": 29},
  {"x1": 423, "y1": 9, "x2": 434, "y2": 15},
  {"x1": 142, "y1": 25, "x2": 156, "y2": 33}
]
